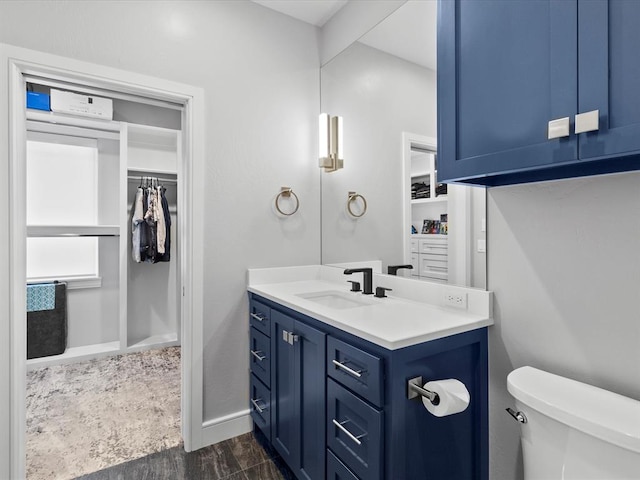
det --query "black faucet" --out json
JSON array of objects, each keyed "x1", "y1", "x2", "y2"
[
  {"x1": 344, "y1": 268, "x2": 373, "y2": 295},
  {"x1": 387, "y1": 264, "x2": 414, "y2": 276}
]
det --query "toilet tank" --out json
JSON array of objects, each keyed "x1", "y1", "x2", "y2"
[{"x1": 507, "y1": 366, "x2": 640, "y2": 480}]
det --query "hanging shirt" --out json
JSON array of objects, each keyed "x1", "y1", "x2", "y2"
[
  {"x1": 131, "y1": 187, "x2": 145, "y2": 263},
  {"x1": 144, "y1": 186, "x2": 158, "y2": 262},
  {"x1": 155, "y1": 187, "x2": 172, "y2": 263},
  {"x1": 155, "y1": 185, "x2": 166, "y2": 255}
]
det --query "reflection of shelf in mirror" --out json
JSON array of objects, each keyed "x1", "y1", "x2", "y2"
[
  {"x1": 411, "y1": 170, "x2": 431, "y2": 178},
  {"x1": 411, "y1": 196, "x2": 448, "y2": 205}
]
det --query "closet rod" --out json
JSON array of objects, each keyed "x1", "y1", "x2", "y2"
[
  {"x1": 127, "y1": 175, "x2": 177, "y2": 185},
  {"x1": 28, "y1": 233, "x2": 121, "y2": 238}
]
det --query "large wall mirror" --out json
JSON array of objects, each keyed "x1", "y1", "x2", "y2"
[{"x1": 320, "y1": 0, "x2": 487, "y2": 289}]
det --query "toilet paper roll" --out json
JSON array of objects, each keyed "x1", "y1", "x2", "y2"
[{"x1": 421, "y1": 379, "x2": 470, "y2": 417}]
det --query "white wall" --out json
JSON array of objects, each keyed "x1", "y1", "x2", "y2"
[
  {"x1": 321, "y1": 41, "x2": 436, "y2": 270},
  {"x1": 0, "y1": 0, "x2": 321, "y2": 462},
  {"x1": 487, "y1": 172, "x2": 640, "y2": 479}
]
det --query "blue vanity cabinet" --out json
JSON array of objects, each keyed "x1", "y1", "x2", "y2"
[
  {"x1": 438, "y1": 0, "x2": 640, "y2": 186},
  {"x1": 248, "y1": 293, "x2": 488, "y2": 480},
  {"x1": 270, "y1": 309, "x2": 326, "y2": 480}
]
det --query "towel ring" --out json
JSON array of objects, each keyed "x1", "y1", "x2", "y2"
[
  {"x1": 347, "y1": 191, "x2": 367, "y2": 218},
  {"x1": 275, "y1": 187, "x2": 300, "y2": 216}
]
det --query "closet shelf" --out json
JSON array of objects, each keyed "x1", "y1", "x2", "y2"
[
  {"x1": 411, "y1": 196, "x2": 448, "y2": 205},
  {"x1": 26, "y1": 110, "x2": 120, "y2": 132},
  {"x1": 127, "y1": 123, "x2": 179, "y2": 149},
  {"x1": 27, "y1": 225, "x2": 120, "y2": 237}
]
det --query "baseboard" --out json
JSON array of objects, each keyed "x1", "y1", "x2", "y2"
[{"x1": 201, "y1": 409, "x2": 252, "y2": 447}]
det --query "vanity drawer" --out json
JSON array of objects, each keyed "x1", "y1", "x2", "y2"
[
  {"x1": 419, "y1": 255, "x2": 448, "y2": 279},
  {"x1": 410, "y1": 253, "x2": 420, "y2": 276},
  {"x1": 410, "y1": 238, "x2": 419, "y2": 253},
  {"x1": 249, "y1": 299, "x2": 271, "y2": 336},
  {"x1": 327, "y1": 449, "x2": 359, "y2": 480},
  {"x1": 327, "y1": 379, "x2": 383, "y2": 480},
  {"x1": 327, "y1": 336, "x2": 383, "y2": 407},
  {"x1": 249, "y1": 373, "x2": 271, "y2": 440},
  {"x1": 250, "y1": 327, "x2": 270, "y2": 387},
  {"x1": 418, "y1": 238, "x2": 448, "y2": 256}
]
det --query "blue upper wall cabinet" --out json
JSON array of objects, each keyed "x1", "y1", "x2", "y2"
[{"x1": 438, "y1": 0, "x2": 640, "y2": 186}]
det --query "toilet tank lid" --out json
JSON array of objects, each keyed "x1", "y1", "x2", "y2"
[{"x1": 507, "y1": 366, "x2": 640, "y2": 454}]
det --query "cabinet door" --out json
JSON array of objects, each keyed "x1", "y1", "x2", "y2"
[
  {"x1": 270, "y1": 311, "x2": 326, "y2": 480},
  {"x1": 579, "y1": 0, "x2": 640, "y2": 160},
  {"x1": 270, "y1": 310, "x2": 298, "y2": 470},
  {"x1": 295, "y1": 320, "x2": 326, "y2": 480},
  {"x1": 438, "y1": 0, "x2": 578, "y2": 183}
]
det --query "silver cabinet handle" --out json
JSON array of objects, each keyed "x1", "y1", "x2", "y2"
[
  {"x1": 548, "y1": 116, "x2": 570, "y2": 139},
  {"x1": 332, "y1": 419, "x2": 364, "y2": 446},
  {"x1": 506, "y1": 407, "x2": 527, "y2": 423},
  {"x1": 575, "y1": 109, "x2": 599, "y2": 134},
  {"x1": 250, "y1": 313, "x2": 265, "y2": 322},
  {"x1": 332, "y1": 359, "x2": 362, "y2": 378},
  {"x1": 250, "y1": 350, "x2": 266, "y2": 361},
  {"x1": 251, "y1": 398, "x2": 266, "y2": 413},
  {"x1": 282, "y1": 330, "x2": 299, "y2": 345}
]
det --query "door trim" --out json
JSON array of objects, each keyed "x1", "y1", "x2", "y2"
[{"x1": 2, "y1": 43, "x2": 205, "y2": 478}]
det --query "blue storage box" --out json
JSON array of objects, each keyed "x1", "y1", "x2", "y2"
[{"x1": 26, "y1": 91, "x2": 50, "y2": 111}]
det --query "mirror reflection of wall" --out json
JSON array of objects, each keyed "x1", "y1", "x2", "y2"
[{"x1": 320, "y1": 0, "x2": 487, "y2": 289}]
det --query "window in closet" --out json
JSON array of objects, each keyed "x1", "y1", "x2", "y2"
[{"x1": 26, "y1": 134, "x2": 100, "y2": 284}]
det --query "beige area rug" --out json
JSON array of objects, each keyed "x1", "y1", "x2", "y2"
[{"x1": 26, "y1": 346, "x2": 181, "y2": 480}]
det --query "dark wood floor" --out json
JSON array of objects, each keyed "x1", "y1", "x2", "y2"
[{"x1": 74, "y1": 431, "x2": 295, "y2": 480}]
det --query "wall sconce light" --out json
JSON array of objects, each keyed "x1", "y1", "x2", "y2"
[{"x1": 319, "y1": 113, "x2": 343, "y2": 172}]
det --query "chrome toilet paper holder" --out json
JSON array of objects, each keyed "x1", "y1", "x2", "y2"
[{"x1": 407, "y1": 376, "x2": 440, "y2": 405}]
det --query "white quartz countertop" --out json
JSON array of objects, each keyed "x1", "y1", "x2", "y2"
[{"x1": 248, "y1": 266, "x2": 493, "y2": 350}]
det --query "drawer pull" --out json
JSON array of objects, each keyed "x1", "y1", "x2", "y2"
[
  {"x1": 250, "y1": 350, "x2": 266, "y2": 361},
  {"x1": 332, "y1": 419, "x2": 364, "y2": 446},
  {"x1": 251, "y1": 397, "x2": 267, "y2": 413},
  {"x1": 250, "y1": 312, "x2": 265, "y2": 322},
  {"x1": 332, "y1": 359, "x2": 363, "y2": 378}
]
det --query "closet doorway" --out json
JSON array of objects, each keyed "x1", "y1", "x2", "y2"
[{"x1": 4, "y1": 46, "x2": 205, "y2": 479}]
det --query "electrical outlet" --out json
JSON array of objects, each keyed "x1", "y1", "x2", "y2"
[{"x1": 443, "y1": 291, "x2": 468, "y2": 309}]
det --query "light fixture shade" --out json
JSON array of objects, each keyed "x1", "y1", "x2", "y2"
[
  {"x1": 319, "y1": 113, "x2": 329, "y2": 160},
  {"x1": 319, "y1": 113, "x2": 344, "y2": 172}
]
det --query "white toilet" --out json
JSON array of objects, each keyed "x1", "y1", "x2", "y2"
[{"x1": 507, "y1": 366, "x2": 640, "y2": 479}]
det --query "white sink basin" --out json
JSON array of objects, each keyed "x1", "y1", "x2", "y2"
[{"x1": 296, "y1": 290, "x2": 377, "y2": 310}]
